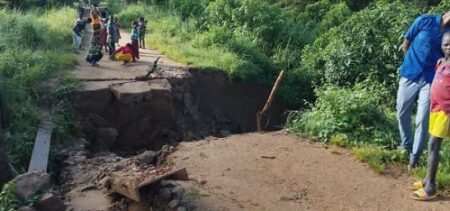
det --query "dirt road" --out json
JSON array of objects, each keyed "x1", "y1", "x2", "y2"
[
  {"x1": 65, "y1": 30, "x2": 450, "y2": 210},
  {"x1": 171, "y1": 131, "x2": 450, "y2": 210}
]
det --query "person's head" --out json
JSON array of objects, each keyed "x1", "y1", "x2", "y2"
[
  {"x1": 139, "y1": 17, "x2": 144, "y2": 22},
  {"x1": 126, "y1": 43, "x2": 132, "y2": 48},
  {"x1": 442, "y1": 32, "x2": 450, "y2": 58},
  {"x1": 132, "y1": 21, "x2": 138, "y2": 27},
  {"x1": 91, "y1": 10, "x2": 98, "y2": 17},
  {"x1": 87, "y1": 18, "x2": 92, "y2": 23},
  {"x1": 114, "y1": 16, "x2": 119, "y2": 22}
]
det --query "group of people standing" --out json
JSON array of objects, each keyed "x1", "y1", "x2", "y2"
[
  {"x1": 397, "y1": 11, "x2": 450, "y2": 201},
  {"x1": 72, "y1": 7, "x2": 147, "y2": 66}
]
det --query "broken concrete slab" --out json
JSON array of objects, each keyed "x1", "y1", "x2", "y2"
[
  {"x1": 110, "y1": 79, "x2": 172, "y2": 104},
  {"x1": 28, "y1": 109, "x2": 54, "y2": 173},
  {"x1": 110, "y1": 166, "x2": 187, "y2": 202}
]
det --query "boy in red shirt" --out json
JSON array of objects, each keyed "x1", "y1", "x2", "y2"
[{"x1": 411, "y1": 32, "x2": 450, "y2": 201}]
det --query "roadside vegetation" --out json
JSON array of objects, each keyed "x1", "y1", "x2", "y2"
[{"x1": 114, "y1": 0, "x2": 450, "y2": 191}]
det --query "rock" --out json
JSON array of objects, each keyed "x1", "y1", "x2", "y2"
[
  {"x1": 168, "y1": 199, "x2": 180, "y2": 208},
  {"x1": 160, "y1": 180, "x2": 177, "y2": 188},
  {"x1": 18, "y1": 206, "x2": 36, "y2": 211},
  {"x1": 80, "y1": 184, "x2": 97, "y2": 192},
  {"x1": 171, "y1": 186, "x2": 184, "y2": 199},
  {"x1": 94, "y1": 128, "x2": 118, "y2": 149},
  {"x1": 136, "y1": 150, "x2": 157, "y2": 165},
  {"x1": 13, "y1": 172, "x2": 51, "y2": 200},
  {"x1": 219, "y1": 130, "x2": 231, "y2": 137},
  {"x1": 198, "y1": 179, "x2": 207, "y2": 185},
  {"x1": 167, "y1": 168, "x2": 189, "y2": 181},
  {"x1": 35, "y1": 193, "x2": 64, "y2": 211},
  {"x1": 99, "y1": 176, "x2": 111, "y2": 189},
  {"x1": 158, "y1": 188, "x2": 172, "y2": 201}
]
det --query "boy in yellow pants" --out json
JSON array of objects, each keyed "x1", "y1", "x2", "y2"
[{"x1": 411, "y1": 32, "x2": 450, "y2": 201}]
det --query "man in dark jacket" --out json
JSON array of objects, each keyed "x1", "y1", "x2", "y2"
[{"x1": 72, "y1": 16, "x2": 92, "y2": 50}]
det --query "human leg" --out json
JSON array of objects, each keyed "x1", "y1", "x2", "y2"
[
  {"x1": 396, "y1": 77, "x2": 420, "y2": 154},
  {"x1": 410, "y1": 78, "x2": 430, "y2": 165},
  {"x1": 424, "y1": 136, "x2": 442, "y2": 195},
  {"x1": 108, "y1": 41, "x2": 115, "y2": 58},
  {"x1": 72, "y1": 31, "x2": 82, "y2": 49}
]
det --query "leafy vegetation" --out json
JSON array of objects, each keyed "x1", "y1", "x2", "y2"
[
  {"x1": 0, "y1": 182, "x2": 19, "y2": 211},
  {"x1": 0, "y1": 8, "x2": 77, "y2": 173}
]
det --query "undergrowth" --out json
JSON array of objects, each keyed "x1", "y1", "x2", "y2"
[{"x1": 0, "y1": 8, "x2": 77, "y2": 173}]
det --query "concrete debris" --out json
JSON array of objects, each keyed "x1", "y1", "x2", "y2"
[{"x1": 35, "y1": 193, "x2": 64, "y2": 211}]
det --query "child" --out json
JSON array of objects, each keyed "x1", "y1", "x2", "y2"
[
  {"x1": 411, "y1": 32, "x2": 450, "y2": 201},
  {"x1": 114, "y1": 43, "x2": 136, "y2": 65},
  {"x1": 99, "y1": 19, "x2": 108, "y2": 52},
  {"x1": 86, "y1": 40, "x2": 103, "y2": 66},
  {"x1": 107, "y1": 16, "x2": 116, "y2": 59},
  {"x1": 138, "y1": 17, "x2": 147, "y2": 49},
  {"x1": 131, "y1": 21, "x2": 140, "y2": 60},
  {"x1": 114, "y1": 16, "x2": 121, "y2": 47}
]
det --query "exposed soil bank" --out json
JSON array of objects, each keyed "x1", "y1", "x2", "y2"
[{"x1": 73, "y1": 68, "x2": 287, "y2": 152}]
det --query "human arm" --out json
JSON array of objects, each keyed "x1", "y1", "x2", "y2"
[
  {"x1": 402, "y1": 39, "x2": 411, "y2": 54},
  {"x1": 402, "y1": 16, "x2": 423, "y2": 54}
]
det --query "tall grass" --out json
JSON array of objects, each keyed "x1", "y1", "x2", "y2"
[
  {"x1": 0, "y1": 8, "x2": 77, "y2": 172},
  {"x1": 118, "y1": 2, "x2": 316, "y2": 107}
]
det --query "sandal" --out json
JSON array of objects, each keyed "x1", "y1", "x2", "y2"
[
  {"x1": 411, "y1": 189, "x2": 437, "y2": 201},
  {"x1": 409, "y1": 181, "x2": 424, "y2": 191}
]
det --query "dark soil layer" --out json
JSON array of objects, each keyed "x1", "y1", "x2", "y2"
[{"x1": 73, "y1": 68, "x2": 287, "y2": 153}]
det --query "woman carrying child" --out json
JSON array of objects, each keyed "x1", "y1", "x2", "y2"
[{"x1": 411, "y1": 32, "x2": 450, "y2": 201}]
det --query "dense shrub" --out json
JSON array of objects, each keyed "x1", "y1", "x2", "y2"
[
  {"x1": 299, "y1": 1, "x2": 420, "y2": 97},
  {"x1": 289, "y1": 82, "x2": 398, "y2": 148},
  {"x1": 0, "y1": 8, "x2": 76, "y2": 171}
]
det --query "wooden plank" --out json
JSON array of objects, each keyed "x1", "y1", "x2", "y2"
[{"x1": 28, "y1": 110, "x2": 54, "y2": 173}]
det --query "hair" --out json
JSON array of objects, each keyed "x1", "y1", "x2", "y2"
[
  {"x1": 126, "y1": 43, "x2": 132, "y2": 47},
  {"x1": 444, "y1": 31, "x2": 450, "y2": 40},
  {"x1": 87, "y1": 17, "x2": 92, "y2": 23},
  {"x1": 139, "y1": 17, "x2": 144, "y2": 21},
  {"x1": 132, "y1": 21, "x2": 138, "y2": 27}
]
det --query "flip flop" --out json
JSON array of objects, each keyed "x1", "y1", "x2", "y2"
[
  {"x1": 411, "y1": 189, "x2": 437, "y2": 201},
  {"x1": 409, "y1": 181, "x2": 424, "y2": 191}
]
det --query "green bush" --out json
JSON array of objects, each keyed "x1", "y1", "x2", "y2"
[
  {"x1": 169, "y1": 0, "x2": 208, "y2": 20},
  {"x1": 0, "y1": 8, "x2": 76, "y2": 171},
  {"x1": 300, "y1": 1, "x2": 420, "y2": 95},
  {"x1": 288, "y1": 82, "x2": 398, "y2": 148}
]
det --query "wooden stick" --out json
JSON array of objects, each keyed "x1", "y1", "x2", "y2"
[{"x1": 257, "y1": 70, "x2": 285, "y2": 132}]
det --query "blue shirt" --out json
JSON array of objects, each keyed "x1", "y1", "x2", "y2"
[{"x1": 401, "y1": 15, "x2": 450, "y2": 84}]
